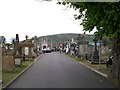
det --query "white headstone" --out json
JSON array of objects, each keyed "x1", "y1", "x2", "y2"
[
  {"x1": 15, "y1": 58, "x2": 21, "y2": 65},
  {"x1": 25, "y1": 47, "x2": 29, "y2": 55}
]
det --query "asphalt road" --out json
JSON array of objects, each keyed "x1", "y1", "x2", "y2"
[{"x1": 7, "y1": 52, "x2": 116, "y2": 88}]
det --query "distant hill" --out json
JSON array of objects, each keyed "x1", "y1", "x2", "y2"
[{"x1": 38, "y1": 33, "x2": 94, "y2": 44}]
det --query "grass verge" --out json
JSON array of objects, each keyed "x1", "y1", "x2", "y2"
[{"x1": 2, "y1": 60, "x2": 33, "y2": 87}]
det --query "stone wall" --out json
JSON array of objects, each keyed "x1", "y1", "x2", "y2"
[{"x1": 2, "y1": 54, "x2": 14, "y2": 72}]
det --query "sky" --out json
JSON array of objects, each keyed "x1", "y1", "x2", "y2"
[{"x1": 0, "y1": 0, "x2": 96, "y2": 43}]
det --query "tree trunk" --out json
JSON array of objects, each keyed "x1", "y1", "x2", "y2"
[{"x1": 111, "y1": 38, "x2": 120, "y2": 80}]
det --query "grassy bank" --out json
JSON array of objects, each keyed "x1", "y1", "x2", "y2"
[{"x1": 2, "y1": 60, "x2": 34, "y2": 87}]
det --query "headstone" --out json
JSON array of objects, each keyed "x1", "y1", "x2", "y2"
[
  {"x1": 14, "y1": 50, "x2": 22, "y2": 66},
  {"x1": 14, "y1": 34, "x2": 20, "y2": 55},
  {"x1": 16, "y1": 34, "x2": 19, "y2": 43},
  {"x1": 15, "y1": 58, "x2": 21, "y2": 65},
  {"x1": 2, "y1": 50, "x2": 14, "y2": 72},
  {"x1": 25, "y1": 47, "x2": 29, "y2": 55}
]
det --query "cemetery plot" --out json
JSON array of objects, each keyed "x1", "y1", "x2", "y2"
[{"x1": 2, "y1": 60, "x2": 33, "y2": 87}]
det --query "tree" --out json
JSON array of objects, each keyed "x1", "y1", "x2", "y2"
[
  {"x1": 2, "y1": 36, "x2": 6, "y2": 44},
  {"x1": 1, "y1": 36, "x2": 6, "y2": 48},
  {"x1": 58, "y1": 1, "x2": 120, "y2": 80},
  {"x1": 10, "y1": 37, "x2": 15, "y2": 44},
  {"x1": 102, "y1": 35, "x2": 112, "y2": 47}
]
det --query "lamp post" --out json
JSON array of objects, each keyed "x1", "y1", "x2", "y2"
[
  {"x1": 99, "y1": 35, "x2": 102, "y2": 69},
  {"x1": 93, "y1": 37, "x2": 99, "y2": 63}
]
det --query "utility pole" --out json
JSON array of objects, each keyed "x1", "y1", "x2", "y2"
[
  {"x1": 99, "y1": 36, "x2": 102, "y2": 70},
  {"x1": 51, "y1": 40, "x2": 52, "y2": 49},
  {"x1": 93, "y1": 37, "x2": 99, "y2": 63}
]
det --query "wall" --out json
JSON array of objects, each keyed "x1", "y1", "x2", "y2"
[{"x1": 2, "y1": 54, "x2": 14, "y2": 72}]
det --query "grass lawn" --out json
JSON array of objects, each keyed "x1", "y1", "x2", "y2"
[{"x1": 2, "y1": 60, "x2": 33, "y2": 87}]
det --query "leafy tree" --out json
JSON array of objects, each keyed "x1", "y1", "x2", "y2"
[
  {"x1": 2, "y1": 36, "x2": 6, "y2": 44},
  {"x1": 58, "y1": 1, "x2": 120, "y2": 80},
  {"x1": 10, "y1": 37, "x2": 15, "y2": 44},
  {"x1": 0, "y1": 36, "x2": 6, "y2": 48},
  {"x1": 101, "y1": 35, "x2": 111, "y2": 47}
]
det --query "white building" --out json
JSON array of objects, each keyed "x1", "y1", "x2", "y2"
[{"x1": 41, "y1": 37, "x2": 49, "y2": 51}]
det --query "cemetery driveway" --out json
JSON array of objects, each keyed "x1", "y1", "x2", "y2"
[{"x1": 7, "y1": 52, "x2": 116, "y2": 88}]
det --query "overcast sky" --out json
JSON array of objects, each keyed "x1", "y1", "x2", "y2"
[{"x1": 0, "y1": 0, "x2": 96, "y2": 43}]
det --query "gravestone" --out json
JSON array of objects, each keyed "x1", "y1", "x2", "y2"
[
  {"x1": 25, "y1": 47, "x2": 29, "y2": 55},
  {"x1": 2, "y1": 49, "x2": 14, "y2": 72},
  {"x1": 14, "y1": 34, "x2": 35, "y2": 59},
  {"x1": 14, "y1": 50, "x2": 22, "y2": 66}
]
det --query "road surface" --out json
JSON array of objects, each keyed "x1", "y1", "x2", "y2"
[{"x1": 7, "y1": 52, "x2": 116, "y2": 88}]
